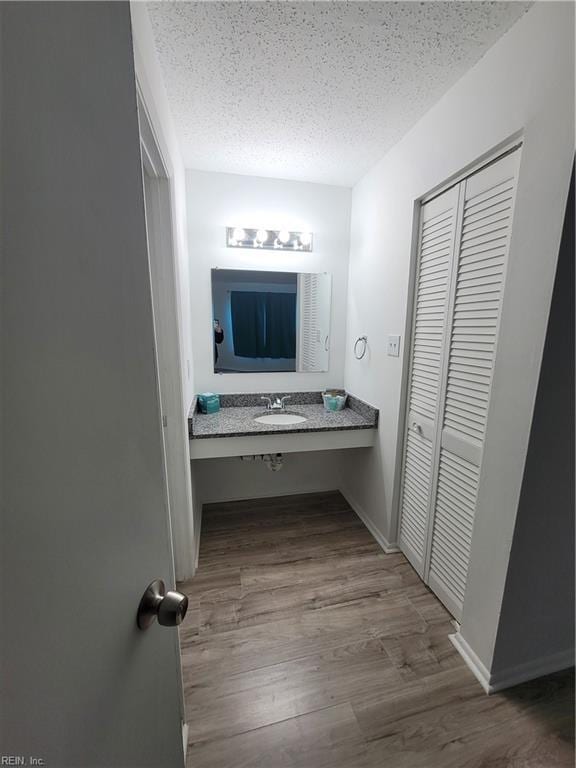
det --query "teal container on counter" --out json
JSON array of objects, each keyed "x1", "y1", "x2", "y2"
[
  {"x1": 322, "y1": 390, "x2": 347, "y2": 412},
  {"x1": 198, "y1": 392, "x2": 220, "y2": 414}
]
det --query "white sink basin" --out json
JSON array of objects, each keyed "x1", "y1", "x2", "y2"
[{"x1": 254, "y1": 412, "x2": 308, "y2": 426}]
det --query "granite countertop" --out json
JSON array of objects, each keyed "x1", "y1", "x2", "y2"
[{"x1": 189, "y1": 392, "x2": 378, "y2": 440}]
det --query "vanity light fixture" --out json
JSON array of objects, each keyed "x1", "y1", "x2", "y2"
[
  {"x1": 226, "y1": 227, "x2": 313, "y2": 252},
  {"x1": 255, "y1": 229, "x2": 270, "y2": 248}
]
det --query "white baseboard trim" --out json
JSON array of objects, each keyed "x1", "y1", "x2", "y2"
[
  {"x1": 340, "y1": 487, "x2": 400, "y2": 555},
  {"x1": 450, "y1": 632, "x2": 574, "y2": 694},
  {"x1": 199, "y1": 485, "x2": 340, "y2": 506},
  {"x1": 194, "y1": 506, "x2": 202, "y2": 572},
  {"x1": 182, "y1": 721, "x2": 189, "y2": 766},
  {"x1": 488, "y1": 647, "x2": 575, "y2": 693},
  {"x1": 449, "y1": 632, "x2": 492, "y2": 693}
]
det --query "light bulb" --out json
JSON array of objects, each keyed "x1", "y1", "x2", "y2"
[
  {"x1": 232, "y1": 227, "x2": 246, "y2": 242},
  {"x1": 256, "y1": 229, "x2": 268, "y2": 243},
  {"x1": 278, "y1": 229, "x2": 290, "y2": 244},
  {"x1": 299, "y1": 231, "x2": 312, "y2": 247}
]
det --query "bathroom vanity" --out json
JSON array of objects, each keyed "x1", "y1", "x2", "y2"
[{"x1": 188, "y1": 392, "x2": 378, "y2": 459}]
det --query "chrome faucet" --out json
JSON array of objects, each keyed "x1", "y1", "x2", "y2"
[{"x1": 261, "y1": 395, "x2": 291, "y2": 411}]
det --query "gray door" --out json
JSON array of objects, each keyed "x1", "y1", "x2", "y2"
[{"x1": 1, "y1": 3, "x2": 185, "y2": 766}]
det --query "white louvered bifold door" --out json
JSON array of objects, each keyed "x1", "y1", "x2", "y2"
[
  {"x1": 296, "y1": 272, "x2": 332, "y2": 373},
  {"x1": 398, "y1": 186, "x2": 460, "y2": 576},
  {"x1": 426, "y1": 150, "x2": 520, "y2": 619},
  {"x1": 297, "y1": 273, "x2": 319, "y2": 371},
  {"x1": 297, "y1": 273, "x2": 332, "y2": 372}
]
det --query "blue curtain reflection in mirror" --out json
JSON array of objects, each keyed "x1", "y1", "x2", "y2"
[
  {"x1": 230, "y1": 292, "x2": 267, "y2": 357},
  {"x1": 264, "y1": 292, "x2": 297, "y2": 358},
  {"x1": 231, "y1": 291, "x2": 296, "y2": 359}
]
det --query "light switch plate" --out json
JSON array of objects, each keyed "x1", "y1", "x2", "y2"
[{"x1": 387, "y1": 335, "x2": 401, "y2": 357}]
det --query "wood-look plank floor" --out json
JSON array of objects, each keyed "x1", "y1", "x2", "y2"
[{"x1": 178, "y1": 491, "x2": 574, "y2": 768}]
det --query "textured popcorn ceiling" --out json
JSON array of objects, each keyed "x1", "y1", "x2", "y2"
[{"x1": 147, "y1": 1, "x2": 530, "y2": 186}]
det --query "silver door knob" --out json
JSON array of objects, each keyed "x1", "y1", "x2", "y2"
[
  {"x1": 137, "y1": 579, "x2": 188, "y2": 630},
  {"x1": 411, "y1": 421, "x2": 423, "y2": 434}
]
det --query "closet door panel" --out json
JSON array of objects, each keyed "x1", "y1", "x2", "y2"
[
  {"x1": 428, "y1": 151, "x2": 520, "y2": 619},
  {"x1": 399, "y1": 186, "x2": 459, "y2": 575},
  {"x1": 428, "y1": 447, "x2": 480, "y2": 616}
]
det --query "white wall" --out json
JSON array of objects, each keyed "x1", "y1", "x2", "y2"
[
  {"x1": 342, "y1": 1, "x2": 574, "y2": 678},
  {"x1": 131, "y1": 3, "x2": 198, "y2": 579},
  {"x1": 194, "y1": 451, "x2": 345, "y2": 505},
  {"x1": 186, "y1": 170, "x2": 351, "y2": 393}
]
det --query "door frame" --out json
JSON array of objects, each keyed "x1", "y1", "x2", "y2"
[
  {"x1": 137, "y1": 92, "x2": 192, "y2": 752},
  {"x1": 136, "y1": 90, "x2": 196, "y2": 582}
]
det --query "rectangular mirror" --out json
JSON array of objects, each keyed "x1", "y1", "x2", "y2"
[{"x1": 211, "y1": 268, "x2": 332, "y2": 373}]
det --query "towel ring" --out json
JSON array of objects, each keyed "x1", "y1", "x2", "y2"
[{"x1": 354, "y1": 335, "x2": 368, "y2": 360}]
